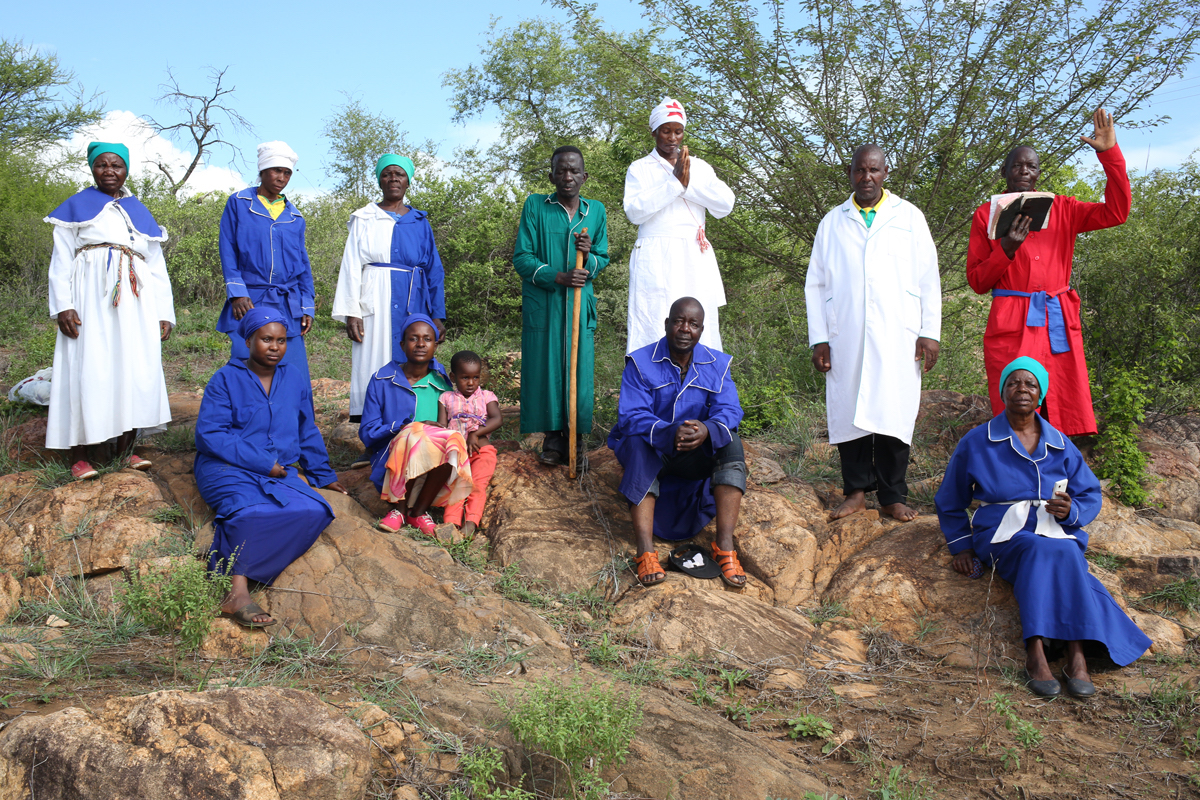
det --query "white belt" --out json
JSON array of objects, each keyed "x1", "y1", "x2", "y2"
[{"x1": 981, "y1": 500, "x2": 1074, "y2": 544}]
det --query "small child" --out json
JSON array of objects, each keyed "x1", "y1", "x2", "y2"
[{"x1": 437, "y1": 350, "x2": 503, "y2": 537}]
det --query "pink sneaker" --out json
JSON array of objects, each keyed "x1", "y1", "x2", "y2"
[
  {"x1": 406, "y1": 513, "x2": 437, "y2": 536},
  {"x1": 127, "y1": 454, "x2": 152, "y2": 471},
  {"x1": 377, "y1": 509, "x2": 405, "y2": 533},
  {"x1": 71, "y1": 461, "x2": 99, "y2": 481}
]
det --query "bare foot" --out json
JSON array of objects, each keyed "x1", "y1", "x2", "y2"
[
  {"x1": 829, "y1": 490, "x2": 867, "y2": 520},
  {"x1": 881, "y1": 502, "x2": 919, "y2": 522}
]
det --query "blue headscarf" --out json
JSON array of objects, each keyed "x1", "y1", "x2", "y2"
[
  {"x1": 87, "y1": 142, "x2": 129, "y2": 170},
  {"x1": 999, "y1": 356, "x2": 1049, "y2": 406},
  {"x1": 238, "y1": 306, "x2": 287, "y2": 341}
]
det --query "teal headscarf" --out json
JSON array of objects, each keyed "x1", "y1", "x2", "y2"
[
  {"x1": 86, "y1": 142, "x2": 129, "y2": 170},
  {"x1": 375, "y1": 154, "x2": 414, "y2": 185},
  {"x1": 999, "y1": 356, "x2": 1049, "y2": 406}
]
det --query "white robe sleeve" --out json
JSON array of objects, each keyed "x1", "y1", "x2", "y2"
[
  {"x1": 144, "y1": 238, "x2": 176, "y2": 325},
  {"x1": 804, "y1": 222, "x2": 830, "y2": 346},
  {"x1": 623, "y1": 161, "x2": 685, "y2": 225},
  {"x1": 682, "y1": 159, "x2": 735, "y2": 219},
  {"x1": 47, "y1": 225, "x2": 78, "y2": 319},
  {"x1": 913, "y1": 211, "x2": 942, "y2": 341},
  {"x1": 331, "y1": 215, "x2": 366, "y2": 322}
]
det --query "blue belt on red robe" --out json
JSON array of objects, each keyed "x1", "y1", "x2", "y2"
[{"x1": 991, "y1": 287, "x2": 1071, "y2": 354}]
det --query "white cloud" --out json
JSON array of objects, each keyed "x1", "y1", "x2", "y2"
[{"x1": 56, "y1": 110, "x2": 248, "y2": 195}]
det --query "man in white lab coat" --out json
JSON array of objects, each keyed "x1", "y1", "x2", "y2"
[
  {"x1": 623, "y1": 97, "x2": 736, "y2": 353},
  {"x1": 805, "y1": 144, "x2": 941, "y2": 522}
]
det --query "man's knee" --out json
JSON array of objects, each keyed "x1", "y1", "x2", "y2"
[{"x1": 712, "y1": 430, "x2": 747, "y2": 493}]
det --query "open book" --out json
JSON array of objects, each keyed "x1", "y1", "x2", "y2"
[{"x1": 987, "y1": 192, "x2": 1055, "y2": 239}]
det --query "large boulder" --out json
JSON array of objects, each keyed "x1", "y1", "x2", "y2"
[
  {"x1": 1144, "y1": 414, "x2": 1200, "y2": 525},
  {"x1": 0, "y1": 470, "x2": 176, "y2": 580},
  {"x1": 258, "y1": 491, "x2": 571, "y2": 665},
  {"x1": 0, "y1": 687, "x2": 370, "y2": 800}
]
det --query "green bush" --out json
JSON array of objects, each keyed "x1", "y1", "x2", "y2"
[
  {"x1": 499, "y1": 675, "x2": 642, "y2": 800},
  {"x1": 1093, "y1": 367, "x2": 1151, "y2": 507},
  {"x1": 117, "y1": 554, "x2": 231, "y2": 653}
]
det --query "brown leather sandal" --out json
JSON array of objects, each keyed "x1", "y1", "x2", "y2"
[
  {"x1": 711, "y1": 542, "x2": 746, "y2": 587},
  {"x1": 635, "y1": 551, "x2": 666, "y2": 586}
]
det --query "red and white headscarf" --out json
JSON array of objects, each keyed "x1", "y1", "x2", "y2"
[{"x1": 649, "y1": 97, "x2": 687, "y2": 132}]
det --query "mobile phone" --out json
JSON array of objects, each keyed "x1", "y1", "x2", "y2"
[{"x1": 1053, "y1": 478, "x2": 1068, "y2": 496}]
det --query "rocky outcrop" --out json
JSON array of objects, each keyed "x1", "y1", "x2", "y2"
[
  {"x1": 256, "y1": 492, "x2": 571, "y2": 666},
  {"x1": 0, "y1": 687, "x2": 371, "y2": 800}
]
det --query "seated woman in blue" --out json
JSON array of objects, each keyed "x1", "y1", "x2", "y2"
[
  {"x1": 935, "y1": 357, "x2": 1151, "y2": 698},
  {"x1": 359, "y1": 314, "x2": 472, "y2": 536},
  {"x1": 195, "y1": 307, "x2": 347, "y2": 627}
]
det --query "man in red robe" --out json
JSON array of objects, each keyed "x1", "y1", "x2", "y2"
[{"x1": 967, "y1": 108, "x2": 1131, "y2": 436}]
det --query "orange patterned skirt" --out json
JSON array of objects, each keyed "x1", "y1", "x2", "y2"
[{"x1": 381, "y1": 422, "x2": 474, "y2": 508}]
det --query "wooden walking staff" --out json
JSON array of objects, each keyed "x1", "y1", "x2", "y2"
[{"x1": 569, "y1": 227, "x2": 588, "y2": 478}]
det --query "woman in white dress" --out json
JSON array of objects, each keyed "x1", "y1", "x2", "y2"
[
  {"x1": 623, "y1": 97, "x2": 735, "y2": 353},
  {"x1": 331, "y1": 154, "x2": 445, "y2": 420},
  {"x1": 44, "y1": 142, "x2": 175, "y2": 479}
]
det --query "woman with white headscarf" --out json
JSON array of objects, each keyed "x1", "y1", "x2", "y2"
[
  {"x1": 217, "y1": 141, "x2": 317, "y2": 385},
  {"x1": 623, "y1": 97, "x2": 736, "y2": 353}
]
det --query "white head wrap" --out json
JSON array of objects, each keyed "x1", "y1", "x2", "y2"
[
  {"x1": 649, "y1": 97, "x2": 687, "y2": 132},
  {"x1": 257, "y1": 141, "x2": 298, "y2": 173}
]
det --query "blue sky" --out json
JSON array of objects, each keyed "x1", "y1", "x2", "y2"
[{"x1": 6, "y1": 0, "x2": 1199, "y2": 192}]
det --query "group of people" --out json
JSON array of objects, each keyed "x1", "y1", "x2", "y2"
[{"x1": 42, "y1": 98, "x2": 1150, "y2": 691}]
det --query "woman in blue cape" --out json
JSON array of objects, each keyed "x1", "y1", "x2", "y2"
[
  {"x1": 44, "y1": 142, "x2": 175, "y2": 479},
  {"x1": 217, "y1": 141, "x2": 316, "y2": 385},
  {"x1": 935, "y1": 356, "x2": 1151, "y2": 698},
  {"x1": 332, "y1": 154, "x2": 446, "y2": 420},
  {"x1": 195, "y1": 307, "x2": 347, "y2": 627}
]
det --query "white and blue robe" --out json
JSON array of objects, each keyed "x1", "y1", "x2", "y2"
[
  {"x1": 935, "y1": 413, "x2": 1151, "y2": 665},
  {"x1": 332, "y1": 203, "x2": 446, "y2": 416},
  {"x1": 43, "y1": 187, "x2": 175, "y2": 449}
]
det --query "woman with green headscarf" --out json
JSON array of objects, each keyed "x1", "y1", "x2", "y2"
[
  {"x1": 935, "y1": 356, "x2": 1151, "y2": 698},
  {"x1": 332, "y1": 154, "x2": 446, "y2": 420},
  {"x1": 43, "y1": 142, "x2": 176, "y2": 479}
]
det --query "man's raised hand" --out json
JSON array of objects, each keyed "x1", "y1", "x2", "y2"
[
  {"x1": 673, "y1": 145, "x2": 691, "y2": 188},
  {"x1": 1080, "y1": 107, "x2": 1117, "y2": 152}
]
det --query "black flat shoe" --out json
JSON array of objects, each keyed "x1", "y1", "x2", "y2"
[
  {"x1": 1022, "y1": 669, "x2": 1062, "y2": 698},
  {"x1": 537, "y1": 449, "x2": 564, "y2": 466},
  {"x1": 1061, "y1": 667, "x2": 1096, "y2": 698}
]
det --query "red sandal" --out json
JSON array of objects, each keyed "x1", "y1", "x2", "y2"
[
  {"x1": 711, "y1": 542, "x2": 746, "y2": 587},
  {"x1": 635, "y1": 551, "x2": 666, "y2": 586}
]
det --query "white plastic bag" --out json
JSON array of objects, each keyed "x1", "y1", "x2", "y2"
[{"x1": 7, "y1": 368, "x2": 52, "y2": 406}]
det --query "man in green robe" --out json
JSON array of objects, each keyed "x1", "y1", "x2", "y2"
[{"x1": 513, "y1": 146, "x2": 610, "y2": 466}]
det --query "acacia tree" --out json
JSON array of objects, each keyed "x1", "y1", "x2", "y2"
[
  {"x1": 0, "y1": 38, "x2": 101, "y2": 152},
  {"x1": 145, "y1": 66, "x2": 252, "y2": 196},
  {"x1": 458, "y1": 1, "x2": 1199, "y2": 288},
  {"x1": 322, "y1": 96, "x2": 432, "y2": 201}
]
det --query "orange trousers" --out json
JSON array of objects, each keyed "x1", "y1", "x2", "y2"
[{"x1": 444, "y1": 444, "x2": 497, "y2": 526}]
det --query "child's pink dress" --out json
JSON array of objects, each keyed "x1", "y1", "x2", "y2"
[{"x1": 439, "y1": 389, "x2": 500, "y2": 526}]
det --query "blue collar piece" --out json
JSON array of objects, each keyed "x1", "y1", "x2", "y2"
[
  {"x1": 46, "y1": 186, "x2": 164, "y2": 239},
  {"x1": 987, "y1": 412, "x2": 1066, "y2": 461}
]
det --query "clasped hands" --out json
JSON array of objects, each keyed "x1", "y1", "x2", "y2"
[{"x1": 674, "y1": 420, "x2": 709, "y2": 452}]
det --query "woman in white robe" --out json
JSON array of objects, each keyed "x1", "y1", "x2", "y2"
[
  {"x1": 332, "y1": 154, "x2": 445, "y2": 419},
  {"x1": 44, "y1": 142, "x2": 175, "y2": 478},
  {"x1": 623, "y1": 97, "x2": 735, "y2": 353}
]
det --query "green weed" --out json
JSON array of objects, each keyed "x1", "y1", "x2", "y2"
[
  {"x1": 585, "y1": 632, "x2": 621, "y2": 666},
  {"x1": 718, "y1": 666, "x2": 751, "y2": 695},
  {"x1": 147, "y1": 425, "x2": 196, "y2": 453},
  {"x1": 441, "y1": 639, "x2": 520, "y2": 680},
  {"x1": 1086, "y1": 550, "x2": 1127, "y2": 572},
  {"x1": 499, "y1": 675, "x2": 642, "y2": 800},
  {"x1": 118, "y1": 553, "x2": 231, "y2": 655},
  {"x1": 987, "y1": 692, "x2": 1044, "y2": 750},
  {"x1": 1141, "y1": 577, "x2": 1200, "y2": 612},
  {"x1": 803, "y1": 600, "x2": 847, "y2": 627},
  {"x1": 870, "y1": 765, "x2": 929, "y2": 800},
  {"x1": 787, "y1": 713, "x2": 834, "y2": 741},
  {"x1": 449, "y1": 746, "x2": 534, "y2": 800}
]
